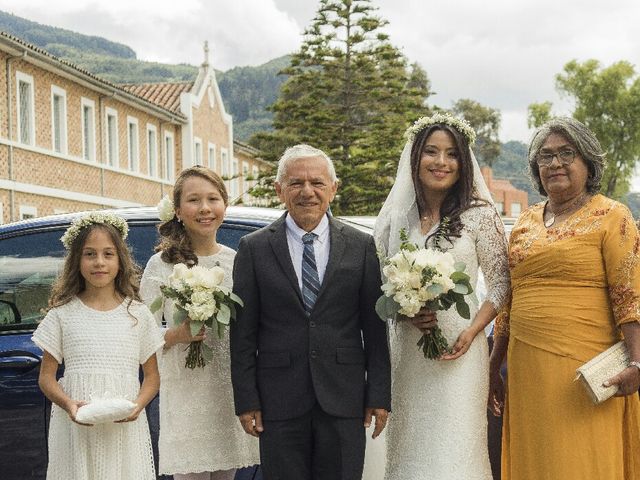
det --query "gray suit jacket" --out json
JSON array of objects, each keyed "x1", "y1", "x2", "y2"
[{"x1": 230, "y1": 213, "x2": 391, "y2": 421}]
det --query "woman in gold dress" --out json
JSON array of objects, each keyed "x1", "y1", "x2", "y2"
[{"x1": 489, "y1": 117, "x2": 640, "y2": 479}]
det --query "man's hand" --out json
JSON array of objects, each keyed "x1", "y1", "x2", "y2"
[
  {"x1": 364, "y1": 407, "x2": 388, "y2": 439},
  {"x1": 239, "y1": 409, "x2": 263, "y2": 437}
]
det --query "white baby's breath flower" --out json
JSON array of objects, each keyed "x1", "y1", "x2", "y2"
[{"x1": 157, "y1": 195, "x2": 175, "y2": 222}]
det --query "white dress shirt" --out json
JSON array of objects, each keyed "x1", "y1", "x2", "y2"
[{"x1": 284, "y1": 213, "x2": 331, "y2": 291}]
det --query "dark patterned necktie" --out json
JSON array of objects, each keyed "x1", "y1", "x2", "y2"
[{"x1": 301, "y1": 232, "x2": 320, "y2": 314}]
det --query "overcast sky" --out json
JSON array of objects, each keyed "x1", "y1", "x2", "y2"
[{"x1": 1, "y1": 0, "x2": 639, "y2": 148}]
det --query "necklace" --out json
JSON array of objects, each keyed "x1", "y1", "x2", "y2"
[{"x1": 544, "y1": 193, "x2": 588, "y2": 228}]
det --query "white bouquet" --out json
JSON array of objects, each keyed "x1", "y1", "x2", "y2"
[
  {"x1": 150, "y1": 263, "x2": 243, "y2": 368},
  {"x1": 376, "y1": 229, "x2": 473, "y2": 359}
]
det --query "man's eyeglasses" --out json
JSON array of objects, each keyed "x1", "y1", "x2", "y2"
[{"x1": 536, "y1": 149, "x2": 577, "y2": 167}]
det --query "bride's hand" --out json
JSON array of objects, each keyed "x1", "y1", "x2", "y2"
[
  {"x1": 405, "y1": 308, "x2": 437, "y2": 333},
  {"x1": 440, "y1": 327, "x2": 476, "y2": 360}
]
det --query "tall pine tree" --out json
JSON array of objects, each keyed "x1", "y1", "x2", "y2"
[{"x1": 251, "y1": 0, "x2": 431, "y2": 214}]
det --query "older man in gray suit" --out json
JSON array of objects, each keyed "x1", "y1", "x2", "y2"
[{"x1": 230, "y1": 144, "x2": 391, "y2": 480}]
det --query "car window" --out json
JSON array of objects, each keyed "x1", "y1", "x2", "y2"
[
  {"x1": 217, "y1": 223, "x2": 258, "y2": 250},
  {"x1": 0, "y1": 230, "x2": 66, "y2": 332}
]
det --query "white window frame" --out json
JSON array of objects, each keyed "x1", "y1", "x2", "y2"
[
  {"x1": 511, "y1": 202, "x2": 522, "y2": 217},
  {"x1": 231, "y1": 157, "x2": 239, "y2": 198},
  {"x1": 50, "y1": 85, "x2": 67, "y2": 154},
  {"x1": 147, "y1": 124, "x2": 158, "y2": 177},
  {"x1": 194, "y1": 137, "x2": 203, "y2": 166},
  {"x1": 221, "y1": 148, "x2": 229, "y2": 181},
  {"x1": 19, "y1": 205, "x2": 37, "y2": 220},
  {"x1": 208, "y1": 142, "x2": 216, "y2": 171},
  {"x1": 127, "y1": 116, "x2": 139, "y2": 171},
  {"x1": 164, "y1": 131, "x2": 175, "y2": 181},
  {"x1": 105, "y1": 108, "x2": 119, "y2": 167},
  {"x1": 81, "y1": 97, "x2": 96, "y2": 162},
  {"x1": 16, "y1": 71, "x2": 35, "y2": 146}
]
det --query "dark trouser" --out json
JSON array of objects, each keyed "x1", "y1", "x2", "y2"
[{"x1": 259, "y1": 403, "x2": 365, "y2": 480}]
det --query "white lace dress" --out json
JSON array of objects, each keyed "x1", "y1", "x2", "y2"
[
  {"x1": 140, "y1": 247, "x2": 260, "y2": 475},
  {"x1": 32, "y1": 297, "x2": 164, "y2": 480},
  {"x1": 383, "y1": 205, "x2": 509, "y2": 480}
]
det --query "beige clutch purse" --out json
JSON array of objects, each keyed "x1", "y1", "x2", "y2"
[{"x1": 575, "y1": 341, "x2": 629, "y2": 404}]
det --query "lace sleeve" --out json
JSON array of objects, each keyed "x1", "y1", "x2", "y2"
[
  {"x1": 140, "y1": 253, "x2": 170, "y2": 327},
  {"x1": 475, "y1": 206, "x2": 510, "y2": 312}
]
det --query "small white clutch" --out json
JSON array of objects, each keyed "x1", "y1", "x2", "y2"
[
  {"x1": 575, "y1": 341, "x2": 629, "y2": 404},
  {"x1": 75, "y1": 397, "x2": 137, "y2": 424}
]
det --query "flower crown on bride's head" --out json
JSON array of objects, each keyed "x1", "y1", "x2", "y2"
[
  {"x1": 405, "y1": 112, "x2": 477, "y2": 145},
  {"x1": 60, "y1": 212, "x2": 129, "y2": 250}
]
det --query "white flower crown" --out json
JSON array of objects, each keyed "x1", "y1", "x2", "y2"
[
  {"x1": 405, "y1": 112, "x2": 477, "y2": 145},
  {"x1": 157, "y1": 195, "x2": 176, "y2": 222},
  {"x1": 61, "y1": 212, "x2": 129, "y2": 250}
]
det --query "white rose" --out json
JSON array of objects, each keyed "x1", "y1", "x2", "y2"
[
  {"x1": 157, "y1": 195, "x2": 175, "y2": 222},
  {"x1": 169, "y1": 263, "x2": 191, "y2": 288},
  {"x1": 186, "y1": 302, "x2": 217, "y2": 321},
  {"x1": 190, "y1": 290, "x2": 212, "y2": 306}
]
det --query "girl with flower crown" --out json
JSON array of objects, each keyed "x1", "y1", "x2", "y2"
[
  {"x1": 140, "y1": 166, "x2": 259, "y2": 480},
  {"x1": 33, "y1": 212, "x2": 164, "y2": 480},
  {"x1": 372, "y1": 113, "x2": 510, "y2": 479}
]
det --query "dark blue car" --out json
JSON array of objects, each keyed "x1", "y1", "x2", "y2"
[{"x1": 0, "y1": 206, "x2": 291, "y2": 480}]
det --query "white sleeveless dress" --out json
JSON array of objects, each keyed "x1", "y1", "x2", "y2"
[
  {"x1": 140, "y1": 246, "x2": 260, "y2": 475},
  {"x1": 379, "y1": 205, "x2": 510, "y2": 480}
]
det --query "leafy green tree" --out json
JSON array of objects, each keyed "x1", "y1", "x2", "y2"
[
  {"x1": 528, "y1": 60, "x2": 640, "y2": 199},
  {"x1": 527, "y1": 101, "x2": 552, "y2": 128},
  {"x1": 450, "y1": 99, "x2": 501, "y2": 167},
  {"x1": 251, "y1": 0, "x2": 431, "y2": 214}
]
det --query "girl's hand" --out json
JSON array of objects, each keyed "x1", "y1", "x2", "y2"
[
  {"x1": 440, "y1": 327, "x2": 477, "y2": 360},
  {"x1": 406, "y1": 308, "x2": 438, "y2": 333},
  {"x1": 65, "y1": 400, "x2": 93, "y2": 426},
  {"x1": 115, "y1": 404, "x2": 142, "y2": 423},
  {"x1": 164, "y1": 319, "x2": 206, "y2": 348}
]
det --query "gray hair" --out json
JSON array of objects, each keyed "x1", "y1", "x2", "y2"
[
  {"x1": 275, "y1": 144, "x2": 338, "y2": 183},
  {"x1": 528, "y1": 117, "x2": 606, "y2": 196}
]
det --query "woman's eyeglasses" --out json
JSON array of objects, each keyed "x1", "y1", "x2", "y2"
[{"x1": 536, "y1": 149, "x2": 577, "y2": 167}]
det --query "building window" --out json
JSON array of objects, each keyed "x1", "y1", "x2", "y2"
[
  {"x1": 147, "y1": 125, "x2": 158, "y2": 177},
  {"x1": 19, "y1": 205, "x2": 37, "y2": 220},
  {"x1": 164, "y1": 131, "x2": 175, "y2": 181},
  {"x1": 208, "y1": 143, "x2": 216, "y2": 171},
  {"x1": 16, "y1": 72, "x2": 35, "y2": 145},
  {"x1": 51, "y1": 86, "x2": 67, "y2": 154},
  {"x1": 194, "y1": 138, "x2": 203, "y2": 166},
  {"x1": 495, "y1": 202, "x2": 505, "y2": 215},
  {"x1": 231, "y1": 157, "x2": 239, "y2": 199},
  {"x1": 105, "y1": 108, "x2": 118, "y2": 167},
  {"x1": 511, "y1": 202, "x2": 522, "y2": 217},
  {"x1": 221, "y1": 148, "x2": 229, "y2": 188},
  {"x1": 127, "y1": 117, "x2": 139, "y2": 171},
  {"x1": 0, "y1": 202, "x2": 4, "y2": 224},
  {"x1": 81, "y1": 98, "x2": 96, "y2": 161}
]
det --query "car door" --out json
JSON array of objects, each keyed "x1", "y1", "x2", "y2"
[{"x1": 0, "y1": 228, "x2": 66, "y2": 479}]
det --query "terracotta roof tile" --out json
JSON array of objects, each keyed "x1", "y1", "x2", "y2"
[{"x1": 119, "y1": 82, "x2": 193, "y2": 114}]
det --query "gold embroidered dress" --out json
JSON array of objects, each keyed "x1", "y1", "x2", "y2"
[{"x1": 496, "y1": 194, "x2": 640, "y2": 479}]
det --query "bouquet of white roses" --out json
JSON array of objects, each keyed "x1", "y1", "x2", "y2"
[
  {"x1": 150, "y1": 263, "x2": 243, "y2": 369},
  {"x1": 376, "y1": 230, "x2": 473, "y2": 359}
]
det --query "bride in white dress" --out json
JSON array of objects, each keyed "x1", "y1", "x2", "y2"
[{"x1": 371, "y1": 114, "x2": 510, "y2": 480}]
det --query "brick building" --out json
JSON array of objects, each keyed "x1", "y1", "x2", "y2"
[
  {"x1": 481, "y1": 166, "x2": 528, "y2": 217},
  {"x1": 0, "y1": 34, "x2": 269, "y2": 224}
]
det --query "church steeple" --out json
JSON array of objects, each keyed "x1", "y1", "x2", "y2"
[{"x1": 202, "y1": 40, "x2": 210, "y2": 68}]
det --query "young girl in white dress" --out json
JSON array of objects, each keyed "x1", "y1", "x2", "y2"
[
  {"x1": 33, "y1": 212, "x2": 164, "y2": 480},
  {"x1": 373, "y1": 114, "x2": 510, "y2": 480},
  {"x1": 140, "y1": 166, "x2": 259, "y2": 480}
]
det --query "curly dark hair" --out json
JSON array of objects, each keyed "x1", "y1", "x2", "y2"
[
  {"x1": 156, "y1": 166, "x2": 228, "y2": 265},
  {"x1": 410, "y1": 124, "x2": 486, "y2": 248}
]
